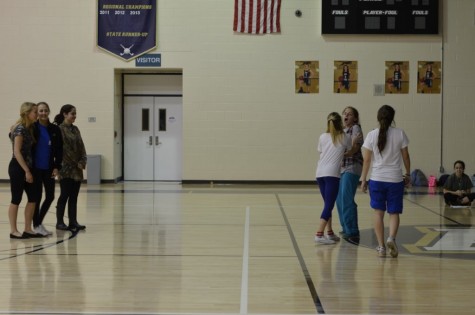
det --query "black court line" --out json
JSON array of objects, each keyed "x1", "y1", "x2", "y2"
[
  {"x1": 0, "y1": 187, "x2": 449, "y2": 195},
  {"x1": 0, "y1": 230, "x2": 77, "y2": 261},
  {"x1": 275, "y1": 194, "x2": 324, "y2": 314},
  {"x1": 83, "y1": 189, "x2": 318, "y2": 195},
  {"x1": 404, "y1": 197, "x2": 470, "y2": 227}
]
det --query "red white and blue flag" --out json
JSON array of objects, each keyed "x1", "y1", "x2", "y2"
[{"x1": 233, "y1": 0, "x2": 282, "y2": 34}]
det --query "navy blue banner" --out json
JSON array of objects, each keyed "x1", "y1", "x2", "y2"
[{"x1": 97, "y1": 0, "x2": 156, "y2": 61}]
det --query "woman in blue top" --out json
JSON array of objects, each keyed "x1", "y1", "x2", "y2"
[{"x1": 33, "y1": 102, "x2": 63, "y2": 236}]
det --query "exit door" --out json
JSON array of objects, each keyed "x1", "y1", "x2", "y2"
[{"x1": 124, "y1": 96, "x2": 182, "y2": 181}]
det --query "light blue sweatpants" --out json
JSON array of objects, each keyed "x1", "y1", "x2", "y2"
[{"x1": 336, "y1": 172, "x2": 360, "y2": 237}]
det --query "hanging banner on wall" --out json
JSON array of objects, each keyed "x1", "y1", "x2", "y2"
[{"x1": 97, "y1": 0, "x2": 156, "y2": 61}]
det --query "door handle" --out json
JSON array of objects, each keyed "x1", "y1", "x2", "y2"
[
  {"x1": 148, "y1": 136, "x2": 152, "y2": 145},
  {"x1": 156, "y1": 136, "x2": 162, "y2": 146}
]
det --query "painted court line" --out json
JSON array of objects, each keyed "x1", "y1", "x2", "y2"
[{"x1": 240, "y1": 206, "x2": 250, "y2": 314}]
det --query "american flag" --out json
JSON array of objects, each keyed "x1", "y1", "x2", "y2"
[{"x1": 233, "y1": 0, "x2": 282, "y2": 34}]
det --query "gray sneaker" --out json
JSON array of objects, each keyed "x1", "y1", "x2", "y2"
[
  {"x1": 315, "y1": 235, "x2": 336, "y2": 245},
  {"x1": 34, "y1": 226, "x2": 48, "y2": 237},
  {"x1": 376, "y1": 246, "x2": 386, "y2": 257},
  {"x1": 387, "y1": 238, "x2": 399, "y2": 258},
  {"x1": 40, "y1": 224, "x2": 53, "y2": 236},
  {"x1": 326, "y1": 234, "x2": 341, "y2": 242}
]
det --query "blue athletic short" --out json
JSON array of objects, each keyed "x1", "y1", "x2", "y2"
[{"x1": 368, "y1": 180, "x2": 404, "y2": 214}]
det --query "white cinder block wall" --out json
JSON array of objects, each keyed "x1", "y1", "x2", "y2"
[{"x1": 0, "y1": 0, "x2": 473, "y2": 182}]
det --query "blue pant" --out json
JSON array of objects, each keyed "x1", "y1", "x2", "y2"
[
  {"x1": 317, "y1": 176, "x2": 340, "y2": 221},
  {"x1": 336, "y1": 172, "x2": 360, "y2": 236}
]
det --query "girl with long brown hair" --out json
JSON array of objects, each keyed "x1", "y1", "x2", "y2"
[
  {"x1": 336, "y1": 106, "x2": 363, "y2": 243},
  {"x1": 360, "y1": 105, "x2": 411, "y2": 258},
  {"x1": 54, "y1": 104, "x2": 87, "y2": 231}
]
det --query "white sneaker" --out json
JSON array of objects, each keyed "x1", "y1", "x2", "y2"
[
  {"x1": 40, "y1": 224, "x2": 53, "y2": 236},
  {"x1": 376, "y1": 246, "x2": 386, "y2": 257},
  {"x1": 34, "y1": 226, "x2": 48, "y2": 237},
  {"x1": 326, "y1": 234, "x2": 340, "y2": 242},
  {"x1": 315, "y1": 235, "x2": 336, "y2": 245},
  {"x1": 387, "y1": 238, "x2": 399, "y2": 258}
]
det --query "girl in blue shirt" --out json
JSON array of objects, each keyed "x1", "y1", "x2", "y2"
[{"x1": 33, "y1": 102, "x2": 63, "y2": 236}]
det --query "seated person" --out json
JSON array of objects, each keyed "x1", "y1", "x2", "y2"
[{"x1": 443, "y1": 160, "x2": 475, "y2": 206}]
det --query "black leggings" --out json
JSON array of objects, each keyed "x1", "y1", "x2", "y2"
[
  {"x1": 8, "y1": 159, "x2": 35, "y2": 205},
  {"x1": 444, "y1": 192, "x2": 475, "y2": 205},
  {"x1": 56, "y1": 178, "x2": 82, "y2": 225},
  {"x1": 33, "y1": 168, "x2": 56, "y2": 227}
]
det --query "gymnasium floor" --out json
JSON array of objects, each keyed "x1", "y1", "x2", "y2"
[{"x1": 0, "y1": 182, "x2": 474, "y2": 315}]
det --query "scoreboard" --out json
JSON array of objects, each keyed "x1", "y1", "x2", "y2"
[{"x1": 322, "y1": 0, "x2": 439, "y2": 34}]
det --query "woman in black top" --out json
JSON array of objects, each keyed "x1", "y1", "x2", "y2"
[
  {"x1": 443, "y1": 160, "x2": 475, "y2": 206},
  {"x1": 8, "y1": 102, "x2": 39, "y2": 239}
]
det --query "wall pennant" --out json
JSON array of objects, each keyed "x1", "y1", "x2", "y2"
[{"x1": 97, "y1": 0, "x2": 157, "y2": 61}]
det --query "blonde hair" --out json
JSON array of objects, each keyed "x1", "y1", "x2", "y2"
[
  {"x1": 11, "y1": 102, "x2": 37, "y2": 142},
  {"x1": 326, "y1": 112, "x2": 344, "y2": 145},
  {"x1": 15, "y1": 102, "x2": 37, "y2": 127}
]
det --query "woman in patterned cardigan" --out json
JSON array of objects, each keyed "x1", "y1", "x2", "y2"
[{"x1": 53, "y1": 104, "x2": 87, "y2": 231}]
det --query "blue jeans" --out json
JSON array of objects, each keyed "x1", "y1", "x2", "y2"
[{"x1": 336, "y1": 172, "x2": 360, "y2": 237}]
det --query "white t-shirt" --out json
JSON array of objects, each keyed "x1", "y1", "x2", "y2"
[
  {"x1": 316, "y1": 133, "x2": 351, "y2": 178},
  {"x1": 362, "y1": 127, "x2": 409, "y2": 183}
]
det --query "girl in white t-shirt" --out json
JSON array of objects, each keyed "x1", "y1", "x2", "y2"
[
  {"x1": 315, "y1": 112, "x2": 351, "y2": 244},
  {"x1": 360, "y1": 105, "x2": 411, "y2": 258}
]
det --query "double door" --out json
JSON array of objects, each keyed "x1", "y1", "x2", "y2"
[{"x1": 124, "y1": 96, "x2": 182, "y2": 181}]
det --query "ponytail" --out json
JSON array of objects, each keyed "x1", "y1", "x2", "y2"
[
  {"x1": 54, "y1": 104, "x2": 75, "y2": 125},
  {"x1": 376, "y1": 105, "x2": 395, "y2": 153},
  {"x1": 326, "y1": 112, "x2": 344, "y2": 145}
]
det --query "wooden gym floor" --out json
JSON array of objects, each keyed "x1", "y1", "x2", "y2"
[{"x1": 0, "y1": 182, "x2": 474, "y2": 315}]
